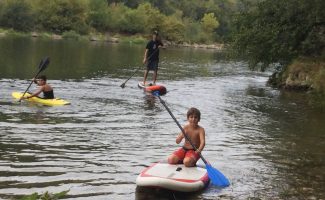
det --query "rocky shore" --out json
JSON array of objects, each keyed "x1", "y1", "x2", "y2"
[
  {"x1": 163, "y1": 41, "x2": 224, "y2": 50},
  {"x1": 268, "y1": 58, "x2": 325, "y2": 93}
]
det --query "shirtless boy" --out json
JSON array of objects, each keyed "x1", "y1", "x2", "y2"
[
  {"x1": 21, "y1": 75, "x2": 54, "y2": 100},
  {"x1": 168, "y1": 107, "x2": 206, "y2": 167}
]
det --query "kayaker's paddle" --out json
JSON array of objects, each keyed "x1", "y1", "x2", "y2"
[
  {"x1": 19, "y1": 57, "x2": 50, "y2": 102},
  {"x1": 153, "y1": 92, "x2": 230, "y2": 187},
  {"x1": 120, "y1": 47, "x2": 160, "y2": 89}
]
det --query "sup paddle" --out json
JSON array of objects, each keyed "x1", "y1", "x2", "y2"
[
  {"x1": 19, "y1": 57, "x2": 50, "y2": 102},
  {"x1": 120, "y1": 66, "x2": 142, "y2": 89},
  {"x1": 120, "y1": 46, "x2": 160, "y2": 88},
  {"x1": 153, "y1": 92, "x2": 230, "y2": 187}
]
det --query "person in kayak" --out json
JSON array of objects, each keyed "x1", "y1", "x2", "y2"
[
  {"x1": 21, "y1": 75, "x2": 54, "y2": 99},
  {"x1": 142, "y1": 30, "x2": 164, "y2": 85},
  {"x1": 168, "y1": 107, "x2": 206, "y2": 167}
]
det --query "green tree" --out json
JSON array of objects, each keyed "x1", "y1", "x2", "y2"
[
  {"x1": 0, "y1": 0, "x2": 34, "y2": 31},
  {"x1": 201, "y1": 13, "x2": 219, "y2": 33},
  {"x1": 148, "y1": 0, "x2": 178, "y2": 16},
  {"x1": 182, "y1": 18, "x2": 201, "y2": 43},
  {"x1": 88, "y1": 0, "x2": 111, "y2": 32},
  {"x1": 107, "y1": 0, "x2": 142, "y2": 8},
  {"x1": 136, "y1": 3, "x2": 164, "y2": 33},
  {"x1": 162, "y1": 15, "x2": 185, "y2": 42},
  {"x1": 105, "y1": 3, "x2": 130, "y2": 32},
  {"x1": 173, "y1": 0, "x2": 205, "y2": 20},
  {"x1": 231, "y1": 0, "x2": 325, "y2": 70},
  {"x1": 0, "y1": 0, "x2": 247, "y2": 44},
  {"x1": 35, "y1": 0, "x2": 89, "y2": 34},
  {"x1": 119, "y1": 8, "x2": 147, "y2": 33}
]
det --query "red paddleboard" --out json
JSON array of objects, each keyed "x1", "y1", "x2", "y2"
[{"x1": 138, "y1": 82, "x2": 167, "y2": 95}]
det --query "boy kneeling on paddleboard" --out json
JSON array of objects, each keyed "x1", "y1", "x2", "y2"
[{"x1": 168, "y1": 107, "x2": 205, "y2": 167}]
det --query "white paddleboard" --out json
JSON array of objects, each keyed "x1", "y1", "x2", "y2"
[
  {"x1": 136, "y1": 162, "x2": 210, "y2": 192},
  {"x1": 138, "y1": 82, "x2": 153, "y2": 88}
]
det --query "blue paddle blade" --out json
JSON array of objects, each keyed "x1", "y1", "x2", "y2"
[
  {"x1": 206, "y1": 163, "x2": 230, "y2": 187},
  {"x1": 152, "y1": 91, "x2": 160, "y2": 96}
]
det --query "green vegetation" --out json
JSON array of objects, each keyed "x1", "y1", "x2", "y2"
[
  {"x1": 268, "y1": 57, "x2": 325, "y2": 92},
  {"x1": 0, "y1": 0, "x2": 34, "y2": 31},
  {"x1": 62, "y1": 30, "x2": 82, "y2": 40},
  {"x1": 230, "y1": 0, "x2": 325, "y2": 70},
  {"x1": 0, "y1": 0, "x2": 322, "y2": 57},
  {"x1": 20, "y1": 190, "x2": 69, "y2": 200},
  {"x1": 0, "y1": 0, "x2": 324, "y2": 93},
  {"x1": 0, "y1": 0, "x2": 241, "y2": 44},
  {"x1": 229, "y1": 0, "x2": 325, "y2": 93}
]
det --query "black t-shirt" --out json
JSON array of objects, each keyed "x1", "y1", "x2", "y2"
[{"x1": 146, "y1": 40, "x2": 163, "y2": 61}]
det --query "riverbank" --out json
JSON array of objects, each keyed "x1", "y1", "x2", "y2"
[
  {"x1": 268, "y1": 57, "x2": 325, "y2": 94},
  {"x1": 0, "y1": 29, "x2": 224, "y2": 50}
]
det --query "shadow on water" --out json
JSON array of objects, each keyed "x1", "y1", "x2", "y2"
[
  {"x1": 0, "y1": 101, "x2": 17, "y2": 106},
  {"x1": 135, "y1": 187, "x2": 209, "y2": 200}
]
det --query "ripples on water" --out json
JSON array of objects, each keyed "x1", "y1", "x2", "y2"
[{"x1": 1, "y1": 57, "x2": 325, "y2": 199}]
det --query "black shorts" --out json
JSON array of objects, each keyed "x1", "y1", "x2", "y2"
[{"x1": 147, "y1": 60, "x2": 159, "y2": 71}]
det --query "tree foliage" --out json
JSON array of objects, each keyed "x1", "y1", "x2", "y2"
[
  {"x1": 0, "y1": 0, "x2": 242, "y2": 43},
  {"x1": 0, "y1": 0, "x2": 34, "y2": 31},
  {"x1": 34, "y1": 0, "x2": 89, "y2": 34},
  {"x1": 201, "y1": 13, "x2": 219, "y2": 33},
  {"x1": 162, "y1": 15, "x2": 185, "y2": 42},
  {"x1": 230, "y1": 0, "x2": 325, "y2": 70},
  {"x1": 88, "y1": 0, "x2": 111, "y2": 32}
]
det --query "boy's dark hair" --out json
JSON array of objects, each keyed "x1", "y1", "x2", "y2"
[
  {"x1": 37, "y1": 75, "x2": 47, "y2": 81},
  {"x1": 187, "y1": 107, "x2": 201, "y2": 121}
]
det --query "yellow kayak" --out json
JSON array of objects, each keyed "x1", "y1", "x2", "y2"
[{"x1": 12, "y1": 92, "x2": 70, "y2": 106}]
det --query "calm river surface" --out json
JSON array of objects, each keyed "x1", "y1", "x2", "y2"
[{"x1": 0, "y1": 37, "x2": 324, "y2": 199}]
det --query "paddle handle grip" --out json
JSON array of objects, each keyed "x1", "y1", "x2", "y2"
[{"x1": 157, "y1": 95, "x2": 208, "y2": 164}]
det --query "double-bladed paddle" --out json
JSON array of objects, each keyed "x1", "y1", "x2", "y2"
[
  {"x1": 153, "y1": 92, "x2": 230, "y2": 187},
  {"x1": 19, "y1": 57, "x2": 50, "y2": 102}
]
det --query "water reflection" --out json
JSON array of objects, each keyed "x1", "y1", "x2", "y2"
[
  {"x1": 143, "y1": 94, "x2": 157, "y2": 110},
  {"x1": 135, "y1": 187, "x2": 206, "y2": 200},
  {"x1": 0, "y1": 37, "x2": 221, "y2": 80}
]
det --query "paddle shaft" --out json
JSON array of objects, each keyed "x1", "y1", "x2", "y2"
[
  {"x1": 157, "y1": 95, "x2": 208, "y2": 164},
  {"x1": 120, "y1": 47, "x2": 160, "y2": 88},
  {"x1": 19, "y1": 57, "x2": 50, "y2": 102},
  {"x1": 122, "y1": 66, "x2": 142, "y2": 85},
  {"x1": 19, "y1": 68, "x2": 43, "y2": 101}
]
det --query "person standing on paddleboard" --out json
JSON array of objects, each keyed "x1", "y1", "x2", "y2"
[
  {"x1": 142, "y1": 30, "x2": 164, "y2": 85},
  {"x1": 168, "y1": 107, "x2": 206, "y2": 167},
  {"x1": 21, "y1": 75, "x2": 54, "y2": 100}
]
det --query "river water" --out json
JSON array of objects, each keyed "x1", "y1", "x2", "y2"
[{"x1": 0, "y1": 37, "x2": 324, "y2": 199}]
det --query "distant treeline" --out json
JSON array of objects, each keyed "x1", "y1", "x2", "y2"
[
  {"x1": 1, "y1": 0, "x2": 322, "y2": 71},
  {"x1": 0, "y1": 0, "x2": 244, "y2": 43}
]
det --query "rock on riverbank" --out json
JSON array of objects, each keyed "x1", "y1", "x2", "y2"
[{"x1": 268, "y1": 58, "x2": 325, "y2": 93}]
